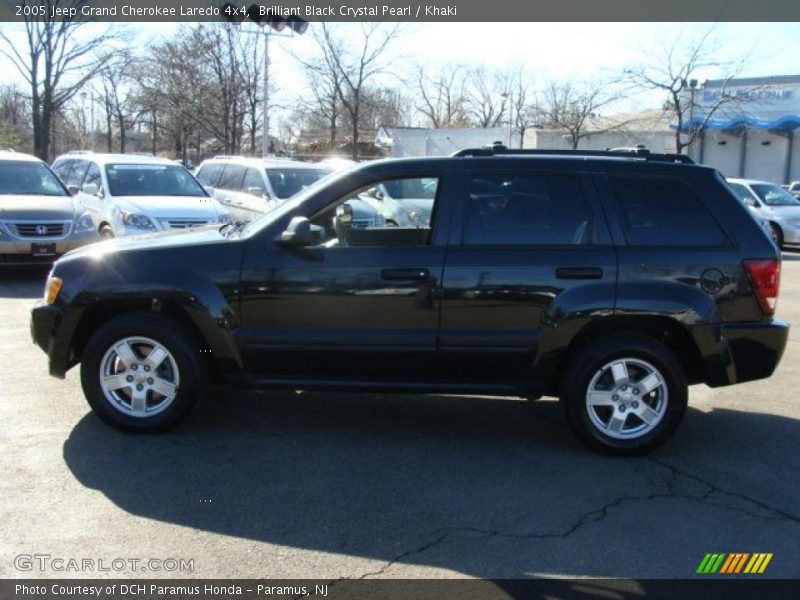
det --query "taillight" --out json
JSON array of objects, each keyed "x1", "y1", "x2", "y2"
[{"x1": 743, "y1": 259, "x2": 781, "y2": 315}]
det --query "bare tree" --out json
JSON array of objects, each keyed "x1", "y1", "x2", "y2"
[
  {"x1": 97, "y1": 51, "x2": 136, "y2": 152},
  {"x1": 313, "y1": 23, "x2": 400, "y2": 159},
  {"x1": 294, "y1": 49, "x2": 344, "y2": 147},
  {"x1": 464, "y1": 67, "x2": 512, "y2": 128},
  {"x1": 414, "y1": 63, "x2": 470, "y2": 129},
  {"x1": 534, "y1": 78, "x2": 629, "y2": 149},
  {"x1": 625, "y1": 27, "x2": 746, "y2": 154},
  {"x1": 0, "y1": 0, "x2": 117, "y2": 159}
]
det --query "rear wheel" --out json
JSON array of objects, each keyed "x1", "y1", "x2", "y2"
[
  {"x1": 561, "y1": 336, "x2": 687, "y2": 455},
  {"x1": 80, "y1": 313, "x2": 204, "y2": 432}
]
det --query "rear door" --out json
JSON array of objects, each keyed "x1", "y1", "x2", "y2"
[
  {"x1": 216, "y1": 164, "x2": 248, "y2": 222},
  {"x1": 439, "y1": 162, "x2": 617, "y2": 387},
  {"x1": 239, "y1": 167, "x2": 275, "y2": 221}
]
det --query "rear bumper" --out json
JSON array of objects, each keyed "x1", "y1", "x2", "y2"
[{"x1": 696, "y1": 320, "x2": 789, "y2": 387}]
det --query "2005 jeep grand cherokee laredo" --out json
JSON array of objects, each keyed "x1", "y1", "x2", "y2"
[{"x1": 31, "y1": 146, "x2": 789, "y2": 455}]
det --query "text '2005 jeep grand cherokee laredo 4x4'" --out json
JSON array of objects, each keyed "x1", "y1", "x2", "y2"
[{"x1": 31, "y1": 146, "x2": 789, "y2": 455}]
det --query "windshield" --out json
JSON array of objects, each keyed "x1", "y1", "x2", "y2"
[
  {"x1": 727, "y1": 182, "x2": 757, "y2": 204},
  {"x1": 0, "y1": 161, "x2": 68, "y2": 196},
  {"x1": 105, "y1": 164, "x2": 207, "y2": 197},
  {"x1": 750, "y1": 183, "x2": 800, "y2": 207},
  {"x1": 265, "y1": 168, "x2": 330, "y2": 199}
]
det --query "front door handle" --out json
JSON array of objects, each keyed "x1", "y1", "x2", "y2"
[
  {"x1": 555, "y1": 267, "x2": 603, "y2": 280},
  {"x1": 381, "y1": 268, "x2": 430, "y2": 281}
]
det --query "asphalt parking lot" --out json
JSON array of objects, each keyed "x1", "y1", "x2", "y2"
[{"x1": 2, "y1": 255, "x2": 799, "y2": 580}]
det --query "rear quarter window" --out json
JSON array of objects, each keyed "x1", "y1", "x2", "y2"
[
  {"x1": 608, "y1": 176, "x2": 729, "y2": 247},
  {"x1": 196, "y1": 163, "x2": 223, "y2": 186}
]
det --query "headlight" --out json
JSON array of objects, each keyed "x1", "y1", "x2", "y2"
[
  {"x1": 74, "y1": 212, "x2": 94, "y2": 233},
  {"x1": 121, "y1": 212, "x2": 155, "y2": 230},
  {"x1": 44, "y1": 276, "x2": 63, "y2": 305},
  {"x1": 218, "y1": 212, "x2": 232, "y2": 225}
]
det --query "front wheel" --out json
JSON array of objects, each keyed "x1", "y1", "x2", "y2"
[
  {"x1": 561, "y1": 336, "x2": 688, "y2": 456},
  {"x1": 80, "y1": 313, "x2": 205, "y2": 432}
]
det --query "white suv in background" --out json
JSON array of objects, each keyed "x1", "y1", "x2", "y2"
[
  {"x1": 195, "y1": 156, "x2": 331, "y2": 223},
  {"x1": 51, "y1": 152, "x2": 231, "y2": 239}
]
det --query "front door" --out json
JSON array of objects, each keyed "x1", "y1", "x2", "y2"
[{"x1": 238, "y1": 173, "x2": 454, "y2": 383}]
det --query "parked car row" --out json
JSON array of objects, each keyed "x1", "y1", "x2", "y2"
[{"x1": 2, "y1": 147, "x2": 799, "y2": 267}]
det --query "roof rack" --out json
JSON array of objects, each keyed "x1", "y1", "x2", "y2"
[{"x1": 452, "y1": 143, "x2": 694, "y2": 164}]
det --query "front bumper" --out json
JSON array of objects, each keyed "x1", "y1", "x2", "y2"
[
  {"x1": 30, "y1": 301, "x2": 72, "y2": 378},
  {"x1": 696, "y1": 320, "x2": 790, "y2": 387},
  {"x1": 0, "y1": 230, "x2": 99, "y2": 265},
  {"x1": 780, "y1": 223, "x2": 800, "y2": 244}
]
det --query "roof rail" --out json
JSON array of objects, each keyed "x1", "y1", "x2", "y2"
[{"x1": 452, "y1": 143, "x2": 694, "y2": 164}]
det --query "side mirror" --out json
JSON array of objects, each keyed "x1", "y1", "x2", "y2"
[
  {"x1": 247, "y1": 187, "x2": 269, "y2": 199},
  {"x1": 279, "y1": 216, "x2": 316, "y2": 246},
  {"x1": 335, "y1": 203, "x2": 354, "y2": 224},
  {"x1": 203, "y1": 185, "x2": 215, "y2": 197},
  {"x1": 67, "y1": 184, "x2": 80, "y2": 196},
  {"x1": 82, "y1": 183, "x2": 99, "y2": 196},
  {"x1": 365, "y1": 187, "x2": 384, "y2": 200}
]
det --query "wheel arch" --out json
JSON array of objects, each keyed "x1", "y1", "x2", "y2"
[
  {"x1": 547, "y1": 315, "x2": 705, "y2": 395},
  {"x1": 69, "y1": 290, "x2": 242, "y2": 384}
]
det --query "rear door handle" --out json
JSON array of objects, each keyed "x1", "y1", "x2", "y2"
[
  {"x1": 381, "y1": 268, "x2": 430, "y2": 281},
  {"x1": 555, "y1": 267, "x2": 603, "y2": 280}
]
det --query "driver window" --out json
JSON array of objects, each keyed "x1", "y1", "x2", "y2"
[{"x1": 310, "y1": 176, "x2": 439, "y2": 248}]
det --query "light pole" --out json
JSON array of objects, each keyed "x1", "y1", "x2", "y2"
[
  {"x1": 501, "y1": 91, "x2": 514, "y2": 148},
  {"x1": 684, "y1": 78, "x2": 698, "y2": 158},
  {"x1": 223, "y1": 3, "x2": 308, "y2": 157}
]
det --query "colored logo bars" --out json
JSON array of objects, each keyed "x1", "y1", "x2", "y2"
[{"x1": 696, "y1": 553, "x2": 773, "y2": 574}]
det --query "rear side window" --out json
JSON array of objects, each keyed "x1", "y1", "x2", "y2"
[
  {"x1": 217, "y1": 164, "x2": 246, "y2": 191},
  {"x1": 196, "y1": 164, "x2": 223, "y2": 186},
  {"x1": 65, "y1": 160, "x2": 89, "y2": 187},
  {"x1": 52, "y1": 159, "x2": 73, "y2": 182},
  {"x1": 83, "y1": 163, "x2": 102, "y2": 188},
  {"x1": 464, "y1": 173, "x2": 590, "y2": 245},
  {"x1": 608, "y1": 177, "x2": 728, "y2": 247}
]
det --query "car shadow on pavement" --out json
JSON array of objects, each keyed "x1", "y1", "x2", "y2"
[
  {"x1": 62, "y1": 389, "x2": 800, "y2": 579},
  {"x1": 0, "y1": 266, "x2": 49, "y2": 298}
]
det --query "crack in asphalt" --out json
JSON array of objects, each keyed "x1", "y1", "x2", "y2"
[{"x1": 348, "y1": 455, "x2": 799, "y2": 579}]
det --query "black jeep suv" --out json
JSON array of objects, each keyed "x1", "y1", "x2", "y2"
[{"x1": 31, "y1": 147, "x2": 788, "y2": 455}]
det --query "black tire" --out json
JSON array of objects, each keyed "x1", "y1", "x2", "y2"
[
  {"x1": 770, "y1": 223, "x2": 784, "y2": 249},
  {"x1": 99, "y1": 226, "x2": 114, "y2": 240},
  {"x1": 560, "y1": 335, "x2": 688, "y2": 456},
  {"x1": 80, "y1": 312, "x2": 205, "y2": 432}
]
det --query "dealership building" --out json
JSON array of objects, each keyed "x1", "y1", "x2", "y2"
[{"x1": 682, "y1": 75, "x2": 800, "y2": 184}]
